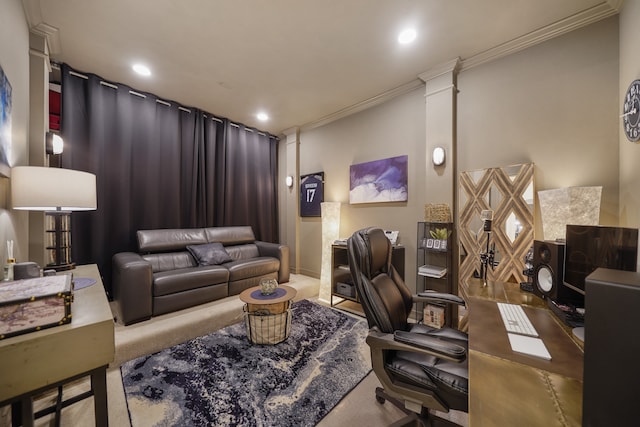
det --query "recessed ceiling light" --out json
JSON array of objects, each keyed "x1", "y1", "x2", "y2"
[
  {"x1": 256, "y1": 112, "x2": 269, "y2": 122},
  {"x1": 398, "y1": 28, "x2": 417, "y2": 45},
  {"x1": 132, "y1": 64, "x2": 151, "y2": 76}
]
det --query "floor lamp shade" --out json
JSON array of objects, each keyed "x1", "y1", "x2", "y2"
[
  {"x1": 11, "y1": 166, "x2": 97, "y2": 211},
  {"x1": 11, "y1": 166, "x2": 97, "y2": 270}
]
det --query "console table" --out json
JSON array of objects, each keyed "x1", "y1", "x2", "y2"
[
  {"x1": 0, "y1": 264, "x2": 114, "y2": 426},
  {"x1": 461, "y1": 278, "x2": 584, "y2": 426}
]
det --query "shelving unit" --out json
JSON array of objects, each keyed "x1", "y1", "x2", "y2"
[
  {"x1": 331, "y1": 243, "x2": 405, "y2": 313},
  {"x1": 417, "y1": 222, "x2": 454, "y2": 326}
]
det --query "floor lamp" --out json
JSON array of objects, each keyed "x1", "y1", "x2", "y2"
[
  {"x1": 11, "y1": 166, "x2": 97, "y2": 271},
  {"x1": 320, "y1": 202, "x2": 341, "y2": 303}
]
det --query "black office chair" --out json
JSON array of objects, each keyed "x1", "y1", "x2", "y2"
[{"x1": 347, "y1": 227, "x2": 469, "y2": 426}]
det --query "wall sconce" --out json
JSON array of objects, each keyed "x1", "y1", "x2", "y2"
[
  {"x1": 46, "y1": 132, "x2": 64, "y2": 155},
  {"x1": 285, "y1": 175, "x2": 294, "y2": 188},
  {"x1": 432, "y1": 146, "x2": 445, "y2": 166},
  {"x1": 11, "y1": 166, "x2": 97, "y2": 270}
]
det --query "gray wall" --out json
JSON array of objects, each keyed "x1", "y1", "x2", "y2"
[
  {"x1": 0, "y1": 0, "x2": 30, "y2": 264},
  {"x1": 458, "y1": 16, "x2": 619, "y2": 237},
  {"x1": 619, "y1": 1, "x2": 640, "y2": 228},
  {"x1": 298, "y1": 88, "x2": 426, "y2": 291},
  {"x1": 284, "y1": 15, "x2": 621, "y2": 292}
]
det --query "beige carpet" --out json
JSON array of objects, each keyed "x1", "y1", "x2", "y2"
[{"x1": 0, "y1": 274, "x2": 467, "y2": 426}]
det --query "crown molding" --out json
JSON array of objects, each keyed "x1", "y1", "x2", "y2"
[
  {"x1": 460, "y1": 2, "x2": 619, "y2": 72},
  {"x1": 22, "y1": 0, "x2": 61, "y2": 55},
  {"x1": 21, "y1": 0, "x2": 42, "y2": 27},
  {"x1": 606, "y1": 0, "x2": 624, "y2": 12},
  {"x1": 298, "y1": 79, "x2": 424, "y2": 133},
  {"x1": 418, "y1": 58, "x2": 461, "y2": 83}
]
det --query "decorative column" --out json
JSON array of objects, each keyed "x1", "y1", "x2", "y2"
[
  {"x1": 419, "y1": 58, "x2": 460, "y2": 297},
  {"x1": 282, "y1": 127, "x2": 300, "y2": 274},
  {"x1": 319, "y1": 202, "x2": 341, "y2": 303}
]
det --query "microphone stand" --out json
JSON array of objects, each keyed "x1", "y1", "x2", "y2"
[{"x1": 479, "y1": 227, "x2": 495, "y2": 286}]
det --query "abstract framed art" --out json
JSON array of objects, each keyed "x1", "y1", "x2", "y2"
[
  {"x1": 0, "y1": 64, "x2": 12, "y2": 177},
  {"x1": 349, "y1": 155, "x2": 408, "y2": 204}
]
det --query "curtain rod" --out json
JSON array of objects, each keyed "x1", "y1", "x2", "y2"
[
  {"x1": 100, "y1": 81, "x2": 117, "y2": 90},
  {"x1": 66, "y1": 68, "x2": 276, "y2": 138}
]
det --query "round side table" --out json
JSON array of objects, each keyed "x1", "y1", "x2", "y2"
[{"x1": 239, "y1": 285, "x2": 297, "y2": 344}]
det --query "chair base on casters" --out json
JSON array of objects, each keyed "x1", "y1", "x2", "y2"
[{"x1": 375, "y1": 387, "x2": 461, "y2": 427}]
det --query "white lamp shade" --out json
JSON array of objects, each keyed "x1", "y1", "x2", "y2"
[{"x1": 11, "y1": 166, "x2": 97, "y2": 211}]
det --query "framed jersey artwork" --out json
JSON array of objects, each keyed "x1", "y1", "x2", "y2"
[{"x1": 300, "y1": 172, "x2": 324, "y2": 217}]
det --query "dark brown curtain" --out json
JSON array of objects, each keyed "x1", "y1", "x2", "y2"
[{"x1": 60, "y1": 64, "x2": 279, "y2": 296}]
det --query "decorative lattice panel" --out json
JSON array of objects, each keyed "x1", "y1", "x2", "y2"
[{"x1": 458, "y1": 163, "x2": 534, "y2": 287}]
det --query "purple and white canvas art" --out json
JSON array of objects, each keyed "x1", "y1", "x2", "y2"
[
  {"x1": 349, "y1": 155, "x2": 408, "y2": 204},
  {"x1": 0, "y1": 64, "x2": 11, "y2": 177}
]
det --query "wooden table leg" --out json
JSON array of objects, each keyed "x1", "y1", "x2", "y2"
[
  {"x1": 19, "y1": 398, "x2": 34, "y2": 427},
  {"x1": 91, "y1": 367, "x2": 109, "y2": 427}
]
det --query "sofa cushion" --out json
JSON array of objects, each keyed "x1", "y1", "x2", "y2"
[
  {"x1": 153, "y1": 266, "x2": 229, "y2": 296},
  {"x1": 187, "y1": 243, "x2": 233, "y2": 266},
  {"x1": 225, "y1": 257, "x2": 280, "y2": 282}
]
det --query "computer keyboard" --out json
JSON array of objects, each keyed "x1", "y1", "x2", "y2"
[{"x1": 497, "y1": 302, "x2": 539, "y2": 337}]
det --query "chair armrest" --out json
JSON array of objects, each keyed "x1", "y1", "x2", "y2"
[
  {"x1": 255, "y1": 241, "x2": 290, "y2": 283},
  {"x1": 394, "y1": 331, "x2": 466, "y2": 361},
  {"x1": 415, "y1": 291, "x2": 466, "y2": 307},
  {"x1": 366, "y1": 328, "x2": 466, "y2": 363},
  {"x1": 112, "y1": 252, "x2": 153, "y2": 325}
]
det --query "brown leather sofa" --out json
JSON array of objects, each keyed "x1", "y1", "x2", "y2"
[{"x1": 112, "y1": 226, "x2": 289, "y2": 325}]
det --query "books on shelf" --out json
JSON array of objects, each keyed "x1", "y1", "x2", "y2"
[{"x1": 418, "y1": 264, "x2": 447, "y2": 278}]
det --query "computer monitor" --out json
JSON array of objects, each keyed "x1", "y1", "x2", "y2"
[
  {"x1": 563, "y1": 225, "x2": 639, "y2": 298},
  {"x1": 562, "y1": 224, "x2": 638, "y2": 342}
]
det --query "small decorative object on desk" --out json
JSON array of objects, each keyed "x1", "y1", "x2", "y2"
[
  {"x1": 0, "y1": 275, "x2": 73, "y2": 339},
  {"x1": 424, "y1": 304, "x2": 445, "y2": 328},
  {"x1": 260, "y1": 278, "x2": 278, "y2": 296},
  {"x1": 3, "y1": 240, "x2": 15, "y2": 281}
]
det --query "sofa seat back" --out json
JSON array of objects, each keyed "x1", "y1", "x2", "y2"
[
  {"x1": 225, "y1": 243, "x2": 260, "y2": 261},
  {"x1": 205, "y1": 226, "x2": 255, "y2": 245},
  {"x1": 138, "y1": 228, "x2": 208, "y2": 252},
  {"x1": 143, "y1": 252, "x2": 196, "y2": 273}
]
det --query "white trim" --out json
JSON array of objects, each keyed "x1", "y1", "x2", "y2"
[
  {"x1": 300, "y1": 79, "x2": 424, "y2": 132},
  {"x1": 460, "y1": 3, "x2": 619, "y2": 71}
]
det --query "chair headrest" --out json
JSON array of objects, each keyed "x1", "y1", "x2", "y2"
[{"x1": 352, "y1": 227, "x2": 392, "y2": 278}]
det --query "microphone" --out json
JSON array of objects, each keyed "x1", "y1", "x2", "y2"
[{"x1": 481, "y1": 209, "x2": 493, "y2": 232}]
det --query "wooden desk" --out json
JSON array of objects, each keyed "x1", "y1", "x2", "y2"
[
  {"x1": 0, "y1": 265, "x2": 115, "y2": 426},
  {"x1": 461, "y1": 278, "x2": 583, "y2": 427}
]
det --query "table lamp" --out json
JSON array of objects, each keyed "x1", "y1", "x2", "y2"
[{"x1": 11, "y1": 166, "x2": 97, "y2": 271}]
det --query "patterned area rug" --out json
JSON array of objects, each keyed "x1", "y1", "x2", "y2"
[{"x1": 121, "y1": 300, "x2": 371, "y2": 426}]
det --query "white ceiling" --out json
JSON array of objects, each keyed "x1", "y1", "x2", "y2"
[{"x1": 22, "y1": 0, "x2": 619, "y2": 135}]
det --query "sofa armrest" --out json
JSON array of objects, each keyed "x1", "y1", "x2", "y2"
[
  {"x1": 255, "y1": 241, "x2": 290, "y2": 283},
  {"x1": 112, "y1": 252, "x2": 153, "y2": 325}
]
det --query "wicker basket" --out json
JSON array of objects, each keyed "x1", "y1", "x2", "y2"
[{"x1": 424, "y1": 203, "x2": 451, "y2": 223}]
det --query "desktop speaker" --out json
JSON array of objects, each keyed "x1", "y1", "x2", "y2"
[
  {"x1": 583, "y1": 268, "x2": 640, "y2": 426},
  {"x1": 533, "y1": 240, "x2": 565, "y2": 299}
]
